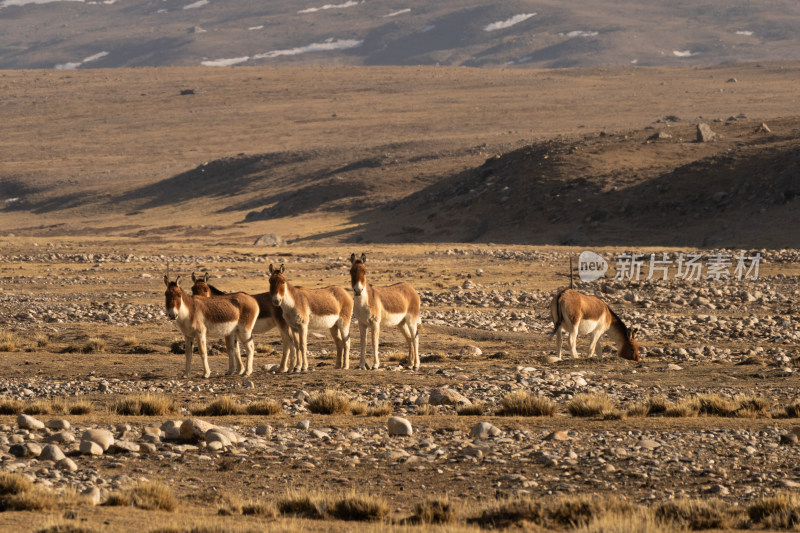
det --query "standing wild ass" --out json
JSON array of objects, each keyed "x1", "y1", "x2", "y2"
[
  {"x1": 550, "y1": 288, "x2": 639, "y2": 361},
  {"x1": 268, "y1": 264, "x2": 353, "y2": 372},
  {"x1": 349, "y1": 253, "x2": 421, "y2": 370},
  {"x1": 191, "y1": 272, "x2": 297, "y2": 373},
  {"x1": 163, "y1": 274, "x2": 259, "y2": 378}
]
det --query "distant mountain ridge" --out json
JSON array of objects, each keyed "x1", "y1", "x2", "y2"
[{"x1": 2, "y1": 0, "x2": 800, "y2": 69}]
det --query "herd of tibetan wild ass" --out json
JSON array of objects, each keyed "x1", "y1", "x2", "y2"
[{"x1": 163, "y1": 252, "x2": 639, "y2": 379}]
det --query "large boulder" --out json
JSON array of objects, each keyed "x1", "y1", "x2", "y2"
[
  {"x1": 696, "y1": 123, "x2": 720, "y2": 142},
  {"x1": 253, "y1": 233, "x2": 285, "y2": 246},
  {"x1": 81, "y1": 429, "x2": 114, "y2": 451},
  {"x1": 429, "y1": 387, "x2": 471, "y2": 406},
  {"x1": 17, "y1": 414, "x2": 45, "y2": 431},
  {"x1": 387, "y1": 416, "x2": 413, "y2": 436}
]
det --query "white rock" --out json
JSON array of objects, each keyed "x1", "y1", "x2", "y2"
[
  {"x1": 180, "y1": 418, "x2": 216, "y2": 441},
  {"x1": 17, "y1": 414, "x2": 45, "y2": 430},
  {"x1": 470, "y1": 422, "x2": 502, "y2": 439},
  {"x1": 46, "y1": 419, "x2": 71, "y2": 431},
  {"x1": 387, "y1": 416, "x2": 413, "y2": 436},
  {"x1": 56, "y1": 457, "x2": 78, "y2": 472},
  {"x1": 40, "y1": 444, "x2": 66, "y2": 462},
  {"x1": 79, "y1": 440, "x2": 104, "y2": 456},
  {"x1": 81, "y1": 429, "x2": 114, "y2": 451}
]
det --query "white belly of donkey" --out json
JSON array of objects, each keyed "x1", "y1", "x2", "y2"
[
  {"x1": 205, "y1": 320, "x2": 239, "y2": 338},
  {"x1": 308, "y1": 314, "x2": 340, "y2": 330}
]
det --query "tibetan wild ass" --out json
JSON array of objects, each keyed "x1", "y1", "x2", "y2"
[
  {"x1": 191, "y1": 272, "x2": 297, "y2": 373},
  {"x1": 550, "y1": 288, "x2": 639, "y2": 361},
  {"x1": 268, "y1": 263, "x2": 353, "y2": 372},
  {"x1": 349, "y1": 253, "x2": 421, "y2": 370},
  {"x1": 163, "y1": 274, "x2": 259, "y2": 378}
]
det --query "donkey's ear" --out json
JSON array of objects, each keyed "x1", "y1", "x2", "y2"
[
  {"x1": 191, "y1": 272, "x2": 198, "y2": 282},
  {"x1": 268, "y1": 264, "x2": 274, "y2": 274},
  {"x1": 175, "y1": 275, "x2": 182, "y2": 286},
  {"x1": 203, "y1": 272, "x2": 209, "y2": 282},
  {"x1": 279, "y1": 263, "x2": 285, "y2": 273},
  {"x1": 361, "y1": 253, "x2": 366, "y2": 263},
  {"x1": 163, "y1": 274, "x2": 170, "y2": 287},
  {"x1": 630, "y1": 327, "x2": 639, "y2": 339},
  {"x1": 350, "y1": 253, "x2": 356, "y2": 264}
]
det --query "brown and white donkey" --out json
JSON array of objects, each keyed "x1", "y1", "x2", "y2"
[
  {"x1": 190, "y1": 272, "x2": 297, "y2": 374},
  {"x1": 349, "y1": 253, "x2": 421, "y2": 370},
  {"x1": 550, "y1": 288, "x2": 639, "y2": 361},
  {"x1": 268, "y1": 264, "x2": 353, "y2": 372},
  {"x1": 164, "y1": 275, "x2": 259, "y2": 378}
]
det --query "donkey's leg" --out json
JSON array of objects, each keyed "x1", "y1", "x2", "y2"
[
  {"x1": 183, "y1": 335, "x2": 194, "y2": 378},
  {"x1": 330, "y1": 325, "x2": 344, "y2": 369},
  {"x1": 358, "y1": 322, "x2": 368, "y2": 370},
  {"x1": 224, "y1": 335, "x2": 239, "y2": 375},
  {"x1": 341, "y1": 319, "x2": 351, "y2": 370},
  {"x1": 568, "y1": 324, "x2": 579, "y2": 358},
  {"x1": 370, "y1": 321, "x2": 381, "y2": 370},
  {"x1": 291, "y1": 328, "x2": 302, "y2": 372},
  {"x1": 298, "y1": 326, "x2": 309, "y2": 372},
  {"x1": 412, "y1": 321, "x2": 420, "y2": 370},
  {"x1": 199, "y1": 332, "x2": 212, "y2": 379},
  {"x1": 241, "y1": 330, "x2": 256, "y2": 376},
  {"x1": 587, "y1": 329, "x2": 603, "y2": 358},
  {"x1": 278, "y1": 326, "x2": 292, "y2": 373},
  {"x1": 399, "y1": 322, "x2": 414, "y2": 369},
  {"x1": 555, "y1": 328, "x2": 564, "y2": 360}
]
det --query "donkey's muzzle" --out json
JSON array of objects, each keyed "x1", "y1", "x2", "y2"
[{"x1": 167, "y1": 309, "x2": 177, "y2": 320}]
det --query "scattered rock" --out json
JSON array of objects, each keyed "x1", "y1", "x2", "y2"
[
  {"x1": 82, "y1": 429, "x2": 115, "y2": 451},
  {"x1": 387, "y1": 416, "x2": 413, "y2": 436},
  {"x1": 470, "y1": 422, "x2": 502, "y2": 439},
  {"x1": 429, "y1": 387, "x2": 471, "y2": 406},
  {"x1": 79, "y1": 440, "x2": 104, "y2": 456},
  {"x1": 17, "y1": 414, "x2": 44, "y2": 430},
  {"x1": 253, "y1": 233, "x2": 285, "y2": 246},
  {"x1": 696, "y1": 123, "x2": 720, "y2": 142},
  {"x1": 40, "y1": 444, "x2": 66, "y2": 462}
]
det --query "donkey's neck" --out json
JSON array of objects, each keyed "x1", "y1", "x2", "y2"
[{"x1": 606, "y1": 316, "x2": 631, "y2": 353}]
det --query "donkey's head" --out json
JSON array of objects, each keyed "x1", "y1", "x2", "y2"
[
  {"x1": 268, "y1": 263, "x2": 287, "y2": 306},
  {"x1": 619, "y1": 327, "x2": 640, "y2": 362},
  {"x1": 163, "y1": 274, "x2": 184, "y2": 320},
  {"x1": 349, "y1": 253, "x2": 367, "y2": 296},
  {"x1": 191, "y1": 271, "x2": 212, "y2": 297}
]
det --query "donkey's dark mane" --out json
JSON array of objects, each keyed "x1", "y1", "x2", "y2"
[{"x1": 207, "y1": 284, "x2": 227, "y2": 296}]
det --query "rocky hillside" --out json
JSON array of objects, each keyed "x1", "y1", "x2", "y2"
[{"x1": 2, "y1": 0, "x2": 800, "y2": 69}]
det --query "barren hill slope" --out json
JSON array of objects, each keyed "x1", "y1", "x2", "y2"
[{"x1": 2, "y1": 0, "x2": 800, "y2": 69}]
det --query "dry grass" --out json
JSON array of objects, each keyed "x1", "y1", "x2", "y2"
[
  {"x1": 307, "y1": 390, "x2": 352, "y2": 415},
  {"x1": 498, "y1": 390, "x2": 555, "y2": 417},
  {"x1": 350, "y1": 402, "x2": 368, "y2": 416},
  {"x1": 246, "y1": 399, "x2": 282, "y2": 416},
  {"x1": 411, "y1": 496, "x2": 459, "y2": 524},
  {"x1": 456, "y1": 403, "x2": 486, "y2": 416},
  {"x1": 578, "y1": 511, "x2": 679, "y2": 533},
  {"x1": 110, "y1": 393, "x2": 178, "y2": 416},
  {"x1": 0, "y1": 330, "x2": 20, "y2": 352},
  {"x1": 23, "y1": 398, "x2": 58, "y2": 415},
  {"x1": 36, "y1": 521, "x2": 99, "y2": 533},
  {"x1": 655, "y1": 497, "x2": 743, "y2": 530},
  {"x1": 367, "y1": 403, "x2": 393, "y2": 417},
  {"x1": 32, "y1": 332, "x2": 49, "y2": 348},
  {"x1": 785, "y1": 399, "x2": 800, "y2": 418},
  {"x1": 748, "y1": 493, "x2": 800, "y2": 529},
  {"x1": 0, "y1": 396, "x2": 25, "y2": 415},
  {"x1": 104, "y1": 481, "x2": 177, "y2": 511},
  {"x1": 469, "y1": 494, "x2": 632, "y2": 529},
  {"x1": 415, "y1": 404, "x2": 438, "y2": 416},
  {"x1": 664, "y1": 398, "x2": 701, "y2": 418},
  {"x1": 122, "y1": 336, "x2": 139, "y2": 346},
  {"x1": 696, "y1": 393, "x2": 739, "y2": 417},
  {"x1": 191, "y1": 395, "x2": 246, "y2": 416},
  {"x1": 83, "y1": 337, "x2": 106, "y2": 353},
  {"x1": 241, "y1": 500, "x2": 279, "y2": 517},
  {"x1": 277, "y1": 489, "x2": 325, "y2": 519},
  {"x1": 0, "y1": 472, "x2": 34, "y2": 495},
  {"x1": 329, "y1": 491, "x2": 390, "y2": 522},
  {"x1": 67, "y1": 399, "x2": 93, "y2": 415},
  {"x1": 567, "y1": 393, "x2": 616, "y2": 417}
]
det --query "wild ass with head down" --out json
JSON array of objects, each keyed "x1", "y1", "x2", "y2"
[
  {"x1": 550, "y1": 288, "x2": 639, "y2": 361},
  {"x1": 268, "y1": 263, "x2": 353, "y2": 372},
  {"x1": 163, "y1": 274, "x2": 259, "y2": 378},
  {"x1": 349, "y1": 253, "x2": 421, "y2": 370},
  {"x1": 190, "y1": 272, "x2": 297, "y2": 374}
]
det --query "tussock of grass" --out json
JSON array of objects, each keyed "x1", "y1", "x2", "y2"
[
  {"x1": 415, "y1": 404, "x2": 438, "y2": 416},
  {"x1": 36, "y1": 521, "x2": 99, "y2": 533},
  {"x1": 0, "y1": 397, "x2": 25, "y2": 415},
  {"x1": 603, "y1": 409, "x2": 626, "y2": 420},
  {"x1": 697, "y1": 393, "x2": 738, "y2": 417},
  {"x1": 578, "y1": 511, "x2": 679, "y2": 533},
  {"x1": 350, "y1": 402, "x2": 367, "y2": 416},
  {"x1": 568, "y1": 393, "x2": 616, "y2": 417},
  {"x1": 412, "y1": 496, "x2": 459, "y2": 524},
  {"x1": 329, "y1": 492, "x2": 389, "y2": 522},
  {"x1": 0, "y1": 472, "x2": 34, "y2": 495},
  {"x1": 104, "y1": 481, "x2": 177, "y2": 511},
  {"x1": 277, "y1": 490, "x2": 325, "y2": 519},
  {"x1": 111, "y1": 393, "x2": 178, "y2": 416},
  {"x1": 306, "y1": 390, "x2": 351, "y2": 415},
  {"x1": 23, "y1": 399, "x2": 57, "y2": 415},
  {"x1": 626, "y1": 403, "x2": 650, "y2": 417},
  {"x1": 366, "y1": 403, "x2": 393, "y2": 417},
  {"x1": 246, "y1": 399, "x2": 282, "y2": 416},
  {"x1": 748, "y1": 493, "x2": 800, "y2": 529},
  {"x1": 67, "y1": 399, "x2": 93, "y2": 415},
  {"x1": 655, "y1": 497, "x2": 742, "y2": 530},
  {"x1": 498, "y1": 390, "x2": 555, "y2": 417},
  {"x1": 33, "y1": 332, "x2": 49, "y2": 349},
  {"x1": 192, "y1": 395, "x2": 246, "y2": 416},
  {"x1": 664, "y1": 398, "x2": 700, "y2": 418},
  {"x1": 0, "y1": 330, "x2": 20, "y2": 352},
  {"x1": 150, "y1": 522, "x2": 261, "y2": 533},
  {"x1": 83, "y1": 337, "x2": 106, "y2": 353},
  {"x1": 122, "y1": 336, "x2": 138, "y2": 346},
  {"x1": 457, "y1": 403, "x2": 486, "y2": 416},
  {"x1": 470, "y1": 494, "x2": 632, "y2": 529},
  {"x1": 241, "y1": 500, "x2": 279, "y2": 517},
  {"x1": 0, "y1": 486, "x2": 85, "y2": 512},
  {"x1": 785, "y1": 399, "x2": 800, "y2": 418}
]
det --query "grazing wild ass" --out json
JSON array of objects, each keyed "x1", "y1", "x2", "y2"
[
  {"x1": 349, "y1": 253, "x2": 421, "y2": 370},
  {"x1": 550, "y1": 288, "x2": 639, "y2": 361},
  {"x1": 268, "y1": 263, "x2": 353, "y2": 372},
  {"x1": 163, "y1": 274, "x2": 259, "y2": 378},
  {"x1": 191, "y1": 272, "x2": 297, "y2": 373}
]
